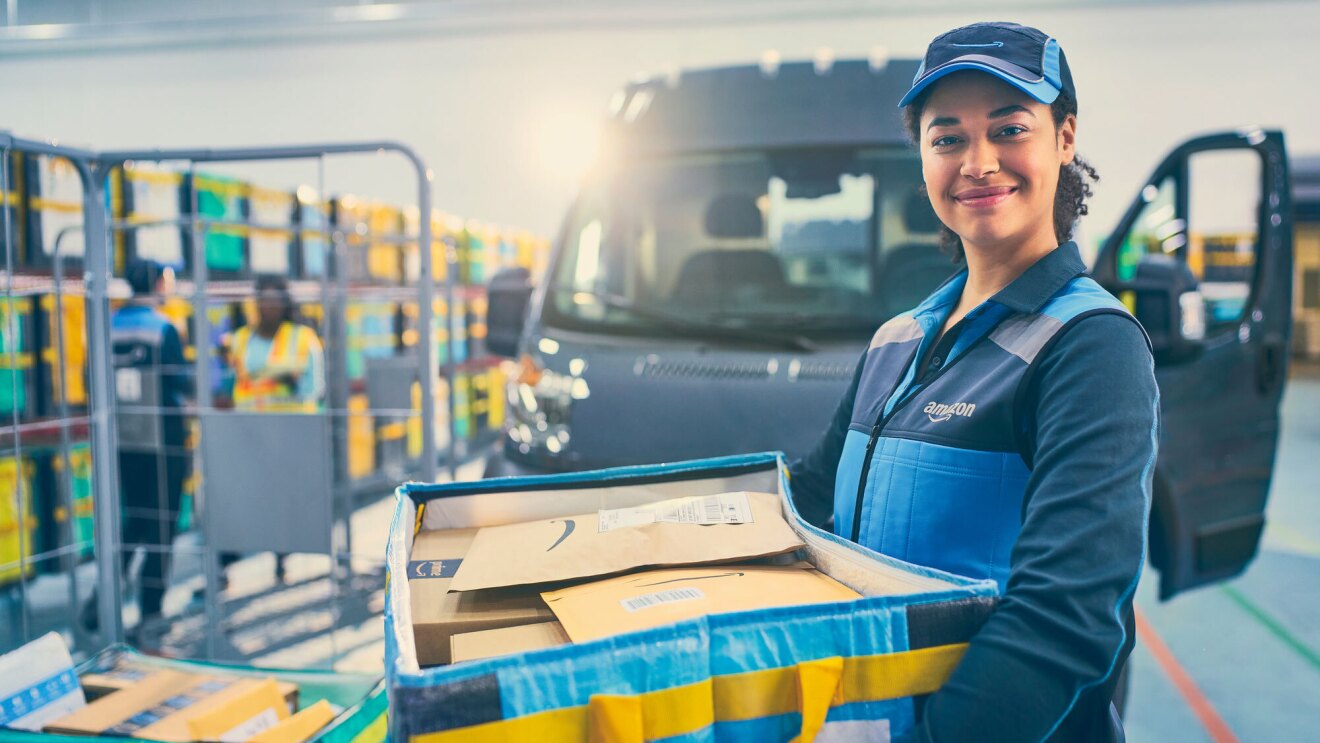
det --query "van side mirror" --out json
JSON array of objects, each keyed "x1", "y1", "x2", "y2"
[
  {"x1": 1124, "y1": 254, "x2": 1205, "y2": 364},
  {"x1": 487, "y1": 266, "x2": 534, "y2": 358}
]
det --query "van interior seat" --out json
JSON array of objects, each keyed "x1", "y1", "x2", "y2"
[
  {"x1": 671, "y1": 249, "x2": 792, "y2": 306},
  {"x1": 879, "y1": 190, "x2": 957, "y2": 314}
]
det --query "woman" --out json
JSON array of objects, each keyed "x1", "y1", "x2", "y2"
[
  {"x1": 229, "y1": 274, "x2": 325, "y2": 412},
  {"x1": 791, "y1": 22, "x2": 1158, "y2": 742}
]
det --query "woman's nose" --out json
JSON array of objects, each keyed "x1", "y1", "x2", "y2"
[{"x1": 960, "y1": 139, "x2": 999, "y2": 180}]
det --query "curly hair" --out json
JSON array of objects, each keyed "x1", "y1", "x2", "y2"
[{"x1": 901, "y1": 89, "x2": 1099, "y2": 263}]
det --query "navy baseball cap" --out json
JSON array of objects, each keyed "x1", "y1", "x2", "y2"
[{"x1": 898, "y1": 22, "x2": 1075, "y2": 108}]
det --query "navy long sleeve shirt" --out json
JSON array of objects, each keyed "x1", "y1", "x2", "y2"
[{"x1": 791, "y1": 309, "x2": 1158, "y2": 742}]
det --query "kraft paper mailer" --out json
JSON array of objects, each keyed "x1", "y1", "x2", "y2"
[
  {"x1": 541, "y1": 565, "x2": 862, "y2": 642},
  {"x1": 182, "y1": 678, "x2": 288, "y2": 742},
  {"x1": 447, "y1": 491, "x2": 804, "y2": 592},
  {"x1": 247, "y1": 700, "x2": 336, "y2": 743}
]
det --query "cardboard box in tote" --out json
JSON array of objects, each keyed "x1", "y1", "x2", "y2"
[
  {"x1": 542, "y1": 565, "x2": 861, "y2": 643},
  {"x1": 409, "y1": 526, "x2": 557, "y2": 666},
  {"x1": 0, "y1": 632, "x2": 86, "y2": 732},
  {"x1": 450, "y1": 621, "x2": 572, "y2": 663},
  {"x1": 44, "y1": 672, "x2": 296, "y2": 742},
  {"x1": 447, "y1": 491, "x2": 804, "y2": 592}
]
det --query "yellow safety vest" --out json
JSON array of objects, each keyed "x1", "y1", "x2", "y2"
[{"x1": 231, "y1": 322, "x2": 318, "y2": 412}]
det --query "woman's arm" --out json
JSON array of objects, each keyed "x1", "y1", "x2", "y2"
[{"x1": 919, "y1": 312, "x2": 1159, "y2": 742}]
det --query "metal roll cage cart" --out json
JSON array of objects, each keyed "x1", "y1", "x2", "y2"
[{"x1": 1, "y1": 132, "x2": 449, "y2": 659}]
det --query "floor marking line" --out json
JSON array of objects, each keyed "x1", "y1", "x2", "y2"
[
  {"x1": 1220, "y1": 584, "x2": 1320, "y2": 675},
  {"x1": 1134, "y1": 607, "x2": 1240, "y2": 743}
]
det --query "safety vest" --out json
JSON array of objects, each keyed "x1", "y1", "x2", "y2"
[
  {"x1": 231, "y1": 322, "x2": 318, "y2": 413},
  {"x1": 832, "y1": 251, "x2": 1142, "y2": 591}
]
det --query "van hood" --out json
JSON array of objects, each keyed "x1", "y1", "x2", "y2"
[{"x1": 508, "y1": 335, "x2": 861, "y2": 471}]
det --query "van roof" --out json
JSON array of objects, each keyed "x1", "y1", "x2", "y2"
[{"x1": 605, "y1": 58, "x2": 921, "y2": 155}]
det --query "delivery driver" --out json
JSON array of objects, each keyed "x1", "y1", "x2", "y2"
[
  {"x1": 790, "y1": 23, "x2": 1158, "y2": 742},
  {"x1": 229, "y1": 274, "x2": 325, "y2": 412}
]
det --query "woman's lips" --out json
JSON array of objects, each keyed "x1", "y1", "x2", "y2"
[{"x1": 954, "y1": 186, "x2": 1018, "y2": 209}]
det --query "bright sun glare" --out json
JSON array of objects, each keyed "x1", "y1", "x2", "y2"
[{"x1": 532, "y1": 109, "x2": 603, "y2": 185}]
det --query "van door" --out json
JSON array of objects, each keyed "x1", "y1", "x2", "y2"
[{"x1": 1091, "y1": 129, "x2": 1293, "y2": 599}]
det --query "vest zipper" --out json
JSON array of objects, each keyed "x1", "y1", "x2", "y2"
[{"x1": 846, "y1": 319, "x2": 997, "y2": 544}]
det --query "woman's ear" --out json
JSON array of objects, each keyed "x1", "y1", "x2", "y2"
[{"x1": 1058, "y1": 113, "x2": 1077, "y2": 165}]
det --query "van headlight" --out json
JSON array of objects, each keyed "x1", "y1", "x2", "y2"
[{"x1": 508, "y1": 351, "x2": 589, "y2": 455}]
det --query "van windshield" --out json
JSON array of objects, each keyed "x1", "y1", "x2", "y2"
[{"x1": 543, "y1": 148, "x2": 954, "y2": 342}]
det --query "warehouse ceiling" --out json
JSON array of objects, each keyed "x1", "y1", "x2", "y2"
[{"x1": 0, "y1": 0, "x2": 1280, "y2": 56}]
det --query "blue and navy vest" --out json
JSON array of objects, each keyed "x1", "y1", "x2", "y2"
[{"x1": 833, "y1": 253, "x2": 1135, "y2": 591}]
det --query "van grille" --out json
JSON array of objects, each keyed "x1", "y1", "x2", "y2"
[
  {"x1": 793, "y1": 362, "x2": 855, "y2": 382},
  {"x1": 639, "y1": 359, "x2": 773, "y2": 380}
]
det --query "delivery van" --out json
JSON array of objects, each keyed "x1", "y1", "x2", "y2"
[{"x1": 485, "y1": 57, "x2": 1294, "y2": 600}]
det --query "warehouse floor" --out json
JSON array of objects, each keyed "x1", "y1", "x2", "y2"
[{"x1": 5, "y1": 378, "x2": 1317, "y2": 740}]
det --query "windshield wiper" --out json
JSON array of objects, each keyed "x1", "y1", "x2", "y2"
[{"x1": 551, "y1": 288, "x2": 817, "y2": 352}]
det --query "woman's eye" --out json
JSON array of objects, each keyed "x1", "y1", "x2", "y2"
[
  {"x1": 998, "y1": 125, "x2": 1027, "y2": 137},
  {"x1": 931, "y1": 136, "x2": 959, "y2": 147}
]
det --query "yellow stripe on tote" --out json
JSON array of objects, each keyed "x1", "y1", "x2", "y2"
[
  {"x1": 843, "y1": 643, "x2": 966, "y2": 702},
  {"x1": 410, "y1": 644, "x2": 966, "y2": 741},
  {"x1": 712, "y1": 643, "x2": 968, "y2": 722},
  {"x1": 410, "y1": 679, "x2": 714, "y2": 743}
]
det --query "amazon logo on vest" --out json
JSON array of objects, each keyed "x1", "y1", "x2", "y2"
[{"x1": 924, "y1": 401, "x2": 977, "y2": 423}]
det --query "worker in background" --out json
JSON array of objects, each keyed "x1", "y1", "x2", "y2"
[
  {"x1": 229, "y1": 274, "x2": 325, "y2": 412},
  {"x1": 83, "y1": 259, "x2": 192, "y2": 644},
  {"x1": 223, "y1": 274, "x2": 325, "y2": 585}
]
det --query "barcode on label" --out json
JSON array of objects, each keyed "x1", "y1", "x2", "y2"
[{"x1": 620, "y1": 587, "x2": 705, "y2": 612}]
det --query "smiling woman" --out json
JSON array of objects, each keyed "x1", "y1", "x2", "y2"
[
  {"x1": 788, "y1": 21, "x2": 1160, "y2": 743},
  {"x1": 900, "y1": 67, "x2": 1099, "y2": 270}
]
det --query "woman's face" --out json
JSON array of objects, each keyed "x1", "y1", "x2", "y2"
[
  {"x1": 918, "y1": 71, "x2": 1075, "y2": 254},
  {"x1": 257, "y1": 292, "x2": 286, "y2": 328}
]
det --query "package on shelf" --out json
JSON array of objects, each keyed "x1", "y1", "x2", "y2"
[
  {"x1": 115, "y1": 162, "x2": 186, "y2": 272},
  {"x1": 401, "y1": 207, "x2": 455, "y2": 284},
  {"x1": 368, "y1": 203, "x2": 405, "y2": 283},
  {"x1": 39, "y1": 441, "x2": 95, "y2": 563},
  {"x1": 347, "y1": 393, "x2": 376, "y2": 481},
  {"x1": 248, "y1": 186, "x2": 297, "y2": 276},
  {"x1": 486, "y1": 364, "x2": 508, "y2": 430},
  {"x1": 466, "y1": 291, "x2": 488, "y2": 362},
  {"x1": 451, "y1": 372, "x2": 472, "y2": 440},
  {"x1": 345, "y1": 301, "x2": 398, "y2": 382},
  {"x1": 187, "y1": 172, "x2": 249, "y2": 274},
  {"x1": 0, "y1": 296, "x2": 37, "y2": 421},
  {"x1": 294, "y1": 187, "x2": 331, "y2": 280},
  {"x1": 36, "y1": 292, "x2": 88, "y2": 413},
  {"x1": 331, "y1": 195, "x2": 371, "y2": 282},
  {"x1": 2, "y1": 154, "x2": 29, "y2": 261},
  {"x1": 406, "y1": 375, "x2": 451, "y2": 459},
  {"x1": 0, "y1": 453, "x2": 37, "y2": 584},
  {"x1": 25, "y1": 154, "x2": 86, "y2": 265}
]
